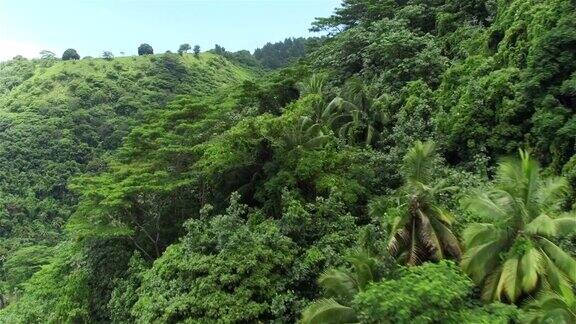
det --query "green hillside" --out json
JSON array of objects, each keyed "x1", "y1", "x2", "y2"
[
  {"x1": 0, "y1": 52, "x2": 254, "y2": 270},
  {"x1": 1, "y1": 0, "x2": 575, "y2": 323}
]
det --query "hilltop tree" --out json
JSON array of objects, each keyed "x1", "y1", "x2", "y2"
[
  {"x1": 214, "y1": 44, "x2": 226, "y2": 55},
  {"x1": 177, "y1": 43, "x2": 191, "y2": 55},
  {"x1": 193, "y1": 45, "x2": 200, "y2": 58},
  {"x1": 62, "y1": 49, "x2": 80, "y2": 60},
  {"x1": 138, "y1": 43, "x2": 154, "y2": 56},
  {"x1": 39, "y1": 50, "x2": 55, "y2": 60},
  {"x1": 102, "y1": 51, "x2": 114, "y2": 60}
]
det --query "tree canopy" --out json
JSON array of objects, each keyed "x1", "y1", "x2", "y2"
[
  {"x1": 137, "y1": 43, "x2": 153, "y2": 55},
  {"x1": 0, "y1": 0, "x2": 575, "y2": 322},
  {"x1": 177, "y1": 43, "x2": 191, "y2": 55},
  {"x1": 62, "y1": 48, "x2": 80, "y2": 60}
]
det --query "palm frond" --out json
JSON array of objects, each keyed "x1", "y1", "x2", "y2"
[
  {"x1": 324, "y1": 97, "x2": 344, "y2": 119},
  {"x1": 537, "y1": 177, "x2": 569, "y2": 213},
  {"x1": 553, "y1": 214, "x2": 576, "y2": 236},
  {"x1": 526, "y1": 214, "x2": 557, "y2": 237},
  {"x1": 304, "y1": 134, "x2": 329, "y2": 150},
  {"x1": 522, "y1": 289, "x2": 576, "y2": 324},
  {"x1": 481, "y1": 265, "x2": 503, "y2": 301},
  {"x1": 347, "y1": 250, "x2": 377, "y2": 291},
  {"x1": 461, "y1": 239, "x2": 506, "y2": 283},
  {"x1": 402, "y1": 140, "x2": 435, "y2": 185},
  {"x1": 541, "y1": 249, "x2": 573, "y2": 294},
  {"x1": 497, "y1": 150, "x2": 540, "y2": 216},
  {"x1": 496, "y1": 157, "x2": 525, "y2": 195},
  {"x1": 386, "y1": 208, "x2": 411, "y2": 257},
  {"x1": 299, "y1": 73, "x2": 327, "y2": 96},
  {"x1": 463, "y1": 190, "x2": 512, "y2": 222},
  {"x1": 365, "y1": 124, "x2": 375, "y2": 146},
  {"x1": 461, "y1": 223, "x2": 499, "y2": 248},
  {"x1": 520, "y1": 247, "x2": 544, "y2": 293},
  {"x1": 433, "y1": 207, "x2": 455, "y2": 225},
  {"x1": 407, "y1": 221, "x2": 423, "y2": 266},
  {"x1": 430, "y1": 179, "x2": 458, "y2": 196},
  {"x1": 301, "y1": 298, "x2": 358, "y2": 324},
  {"x1": 303, "y1": 121, "x2": 320, "y2": 137},
  {"x1": 418, "y1": 210, "x2": 443, "y2": 260},
  {"x1": 539, "y1": 237, "x2": 576, "y2": 283},
  {"x1": 318, "y1": 269, "x2": 358, "y2": 302},
  {"x1": 496, "y1": 256, "x2": 521, "y2": 302},
  {"x1": 429, "y1": 216, "x2": 462, "y2": 260},
  {"x1": 388, "y1": 228, "x2": 409, "y2": 257}
]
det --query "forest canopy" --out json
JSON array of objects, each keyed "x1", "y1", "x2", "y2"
[{"x1": 0, "y1": 0, "x2": 575, "y2": 323}]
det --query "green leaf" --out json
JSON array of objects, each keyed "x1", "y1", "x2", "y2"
[
  {"x1": 539, "y1": 237, "x2": 576, "y2": 283},
  {"x1": 301, "y1": 298, "x2": 358, "y2": 324},
  {"x1": 520, "y1": 247, "x2": 543, "y2": 293},
  {"x1": 319, "y1": 269, "x2": 358, "y2": 303}
]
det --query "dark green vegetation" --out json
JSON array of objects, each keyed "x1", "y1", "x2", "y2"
[
  {"x1": 62, "y1": 49, "x2": 80, "y2": 61},
  {"x1": 0, "y1": 52, "x2": 254, "y2": 315},
  {"x1": 0, "y1": 0, "x2": 575, "y2": 323},
  {"x1": 254, "y1": 37, "x2": 312, "y2": 69},
  {"x1": 137, "y1": 43, "x2": 154, "y2": 56}
]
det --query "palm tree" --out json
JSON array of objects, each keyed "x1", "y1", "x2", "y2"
[
  {"x1": 321, "y1": 79, "x2": 388, "y2": 147},
  {"x1": 461, "y1": 149, "x2": 576, "y2": 303},
  {"x1": 523, "y1": 289, "x2": 576, "y2": 323},
  {"x1": 386, "y1": 141, "x2": 462, "y2": 265},
  {"x1": 301, "y1": 250, "x2": 377, "y2": 324},
  {"x1": 299, "y1": 73, "x2": 328, "y2": 97},
  {"x1": 279, "y1": 116, "x2": 329, "y2": 152},
  {"x1": 298, "y1": 74, "x2": 330, "y2": 125}
]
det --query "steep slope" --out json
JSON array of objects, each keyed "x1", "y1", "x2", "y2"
[
  {"x1": 1, "y1": 0, "x2": 575, "y2": 323},
  {"x1": 0, "y1": 53, "x2": 255, "y2": 260}
]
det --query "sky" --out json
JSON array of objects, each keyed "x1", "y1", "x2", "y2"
[{"x1": 0, "y1": 0, "x2": 341, "y2": 61}]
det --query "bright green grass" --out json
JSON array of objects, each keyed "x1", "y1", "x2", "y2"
[{"x1": 0, "y1": 52, "x2": 255, "y2": 113}]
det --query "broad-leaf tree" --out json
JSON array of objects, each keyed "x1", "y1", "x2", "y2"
[
  {"x1": 137, "y1": 43, "x2": 154, "y2": 55},
  {"x1": 177, "y1": 43, "x2": 191, "y2": 55},
  {"x1": 62, "y1": 48, "x2": 80, "y2": 60}
]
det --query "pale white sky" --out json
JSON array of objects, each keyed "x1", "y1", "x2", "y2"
[
  {"x1": 0, "y1": 0, "x2": 339, "y2": 62},
  {"x1": 0, "y1": 38, "x2": 56, "y2": 61}
]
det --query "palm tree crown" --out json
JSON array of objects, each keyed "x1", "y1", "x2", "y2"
[
  {"x1": 523, "y1": 289, "x2": 576, "y2": 324},
  {"x1": 301, "y1": 250, "x2": 378, "y2": 324},
  {"x1": 387, "y1": 141, "x2": 462, "y2": 265},
  {"x1": 322, "y1": 79, "x2": 388, "y2": 147},
  {"x1": 279, "y1": 116, "x2": 329, "y2": 152},
  {"x1": 461, "y1": 149, "x2": 576, "y2": 303}
]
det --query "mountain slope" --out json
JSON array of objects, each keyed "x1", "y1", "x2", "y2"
[
  {"x1": 0, "y1": 52, "x2": 255, "y2": 259},
  {"x1": 1, "y1": 0, "x2": 575, "y2": 323}
]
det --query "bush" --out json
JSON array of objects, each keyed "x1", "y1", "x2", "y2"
[
  {"x1": 131, "y1": 193, "x2": 299, "y2": 322},
  {"x1": 354, "y1": 261, "x2": 517, "y2": 323}
]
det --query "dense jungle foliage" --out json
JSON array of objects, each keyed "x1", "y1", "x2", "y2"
[{"x1": 0, "y1": 0, "x2": 575, "y2": 323}]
